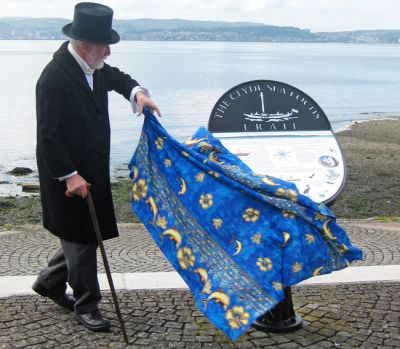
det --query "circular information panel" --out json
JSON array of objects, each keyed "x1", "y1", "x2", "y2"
[{"x1": 208, "y1": 80, "x2": 346, "y2": 204}]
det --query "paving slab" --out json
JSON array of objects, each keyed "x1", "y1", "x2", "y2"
[
  {"x1": 0, "y1": 282, "x2": 399, "y2": 348},
  {"x1": 0, "y1": 221, "x2": 399, "y2": 277},
  {"x1": 0, "y1": 220, "x2": 399, "y2": 348}
]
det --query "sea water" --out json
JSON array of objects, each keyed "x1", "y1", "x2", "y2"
[{"x1": 0, "y1": 40, "x2": 399, "y2": 196}]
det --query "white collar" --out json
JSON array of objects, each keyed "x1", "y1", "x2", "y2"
[{"x1": 68, "y1": 42, "x2": 96, "y2": 76}]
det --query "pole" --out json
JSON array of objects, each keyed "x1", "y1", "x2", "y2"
[{"x1": 86, "y1": 190, "x2": 129, "y2": 345}]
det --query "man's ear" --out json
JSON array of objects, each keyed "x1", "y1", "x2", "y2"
[{"x1": 73, "y1": 41, "x2": 86, "y2": 57}]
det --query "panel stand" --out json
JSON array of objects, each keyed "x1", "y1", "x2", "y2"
[{"x1": 252, "y1": 287, "x2": 303, "y2": 333}]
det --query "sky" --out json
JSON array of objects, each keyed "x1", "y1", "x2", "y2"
[{"x1": 0, "y1": 0, "x2": 399, "y2": 32}]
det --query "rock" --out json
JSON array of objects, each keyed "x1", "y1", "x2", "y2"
[
  {"x1": 21, "y1": 183, "x2": 40, "y2": 193},
  {"x1": 7, "y1": 167, "x2": 33, "y2": 176}
]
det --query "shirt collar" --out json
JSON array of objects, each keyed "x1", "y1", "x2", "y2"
[{"x1": 68, "y1": 42, "x2": 95, "y2": 76}]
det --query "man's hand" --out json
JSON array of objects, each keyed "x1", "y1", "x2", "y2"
[
  {"x1": 65, "y1": 174, "x2": 89, "y2": 198},
  {"x1": 136, "y1": 91, "x2": 161, "y2": 117}
]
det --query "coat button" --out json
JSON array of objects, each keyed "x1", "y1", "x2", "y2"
[{"x1": 102, "y1": 149, "x2": 107, "y2": 155}]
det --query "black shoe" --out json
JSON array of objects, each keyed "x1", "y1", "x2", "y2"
[
  {"x1": 32, "y1": 280, "x2": 75, "y2": 310},
  {"x1": 75, "y1": 309, "x2": 111, "y2": 332}
]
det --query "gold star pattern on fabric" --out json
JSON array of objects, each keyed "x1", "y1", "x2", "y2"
[
  {"x1": 199, "y1": 141, "x2": 213, "y2": 152},
  {"x1": 305, "y1": 234, "x2": 316, "y2": 244},
  {"x1": 164, "y1": 158, "x2": 172, "y2": 167},
  {"x1": 196, "y1": 172, "x2": 205, "y2": 182},
  {"x1": 155, "y1": 137, "x2": 164, "y2": 150},
  {"x1": 156, "y1": 216, "x2": 168, "y2": 229},
  {"x1": 272, "y1": 281, "x2": 283, "y2": 290},
  {"x1": 292, "y1": 262, "x2": 303, "y2": 273},
  {"x1": 212, "y1": 218, "x2": 223, "y2": 229},
  {"x1": 251, "y1": 233, "x2": 262, "y2": 244}
]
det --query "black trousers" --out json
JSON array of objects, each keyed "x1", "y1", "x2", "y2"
[{"x1": 37, "y1": 239, "x2": 101, "y2": 314}]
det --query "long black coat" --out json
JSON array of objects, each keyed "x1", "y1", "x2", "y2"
[{"x1": 36, "y1": 41, "x2": 139, "y2": 243}]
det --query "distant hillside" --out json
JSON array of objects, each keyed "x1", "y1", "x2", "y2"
[
  {"x1": 114, "y1": 19, "x2": 315, "y2": 42},
  {"x1": 0, "y1": 17, "x2": 399, "y2": 44},
  {"x1": 316, "y1": 30, "x2": 400, "y2": 44}
]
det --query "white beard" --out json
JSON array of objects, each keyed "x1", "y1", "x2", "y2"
[{"x1": 91, "y1": 60, "x2": 105, "y2": 70}]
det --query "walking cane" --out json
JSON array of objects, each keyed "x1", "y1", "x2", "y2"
[
  {"x1": 66, "y1": 186, "x2": 129, "y2": 344},
  {"x1": 86, "y1": 190, "x2": 129, "y2": 344}
]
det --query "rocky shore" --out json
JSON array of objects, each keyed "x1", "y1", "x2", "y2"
[
  {"x1": 330, "y1": 118, "x2": 400, "y2": 219},
  {"x1": 0, "y1": 118, "x2": 399, "y2": 230}
]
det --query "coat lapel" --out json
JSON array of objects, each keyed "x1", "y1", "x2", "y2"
[{"x1": 53, "y1": 42, "x2": 103, "y2": 113}]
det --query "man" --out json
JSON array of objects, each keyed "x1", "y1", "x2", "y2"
[{"x1": 34, "y1": 2, "x2": 160, "y2": 332}]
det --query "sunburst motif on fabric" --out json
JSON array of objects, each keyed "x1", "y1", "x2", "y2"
[
  {"x1": 257, "y1": 257, "x2": 273, "y2": 272},
  {"x1": 226, "y1": 306, "x2": 250, "y2": 329},
  {"x1": 243, "y1": 208, "x2": 260, "y2": 222},
  {"x1": 199, "y1": 194, "x2": 213, "y2": 209},
  {"x1": 132, "y1": 179, "x2": 148, "y2": 201},
  {"x1": 177, "y1": 247, "x2": 195, "y2": 270}
]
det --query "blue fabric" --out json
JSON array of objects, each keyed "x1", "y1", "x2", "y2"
[{"x1": 128, "y1": 109, "x2": 363, "y2": 340}]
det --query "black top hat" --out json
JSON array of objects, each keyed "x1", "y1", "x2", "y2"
[{"x1": 62, "y1": 2, "x2": 120, "y2": 45}]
